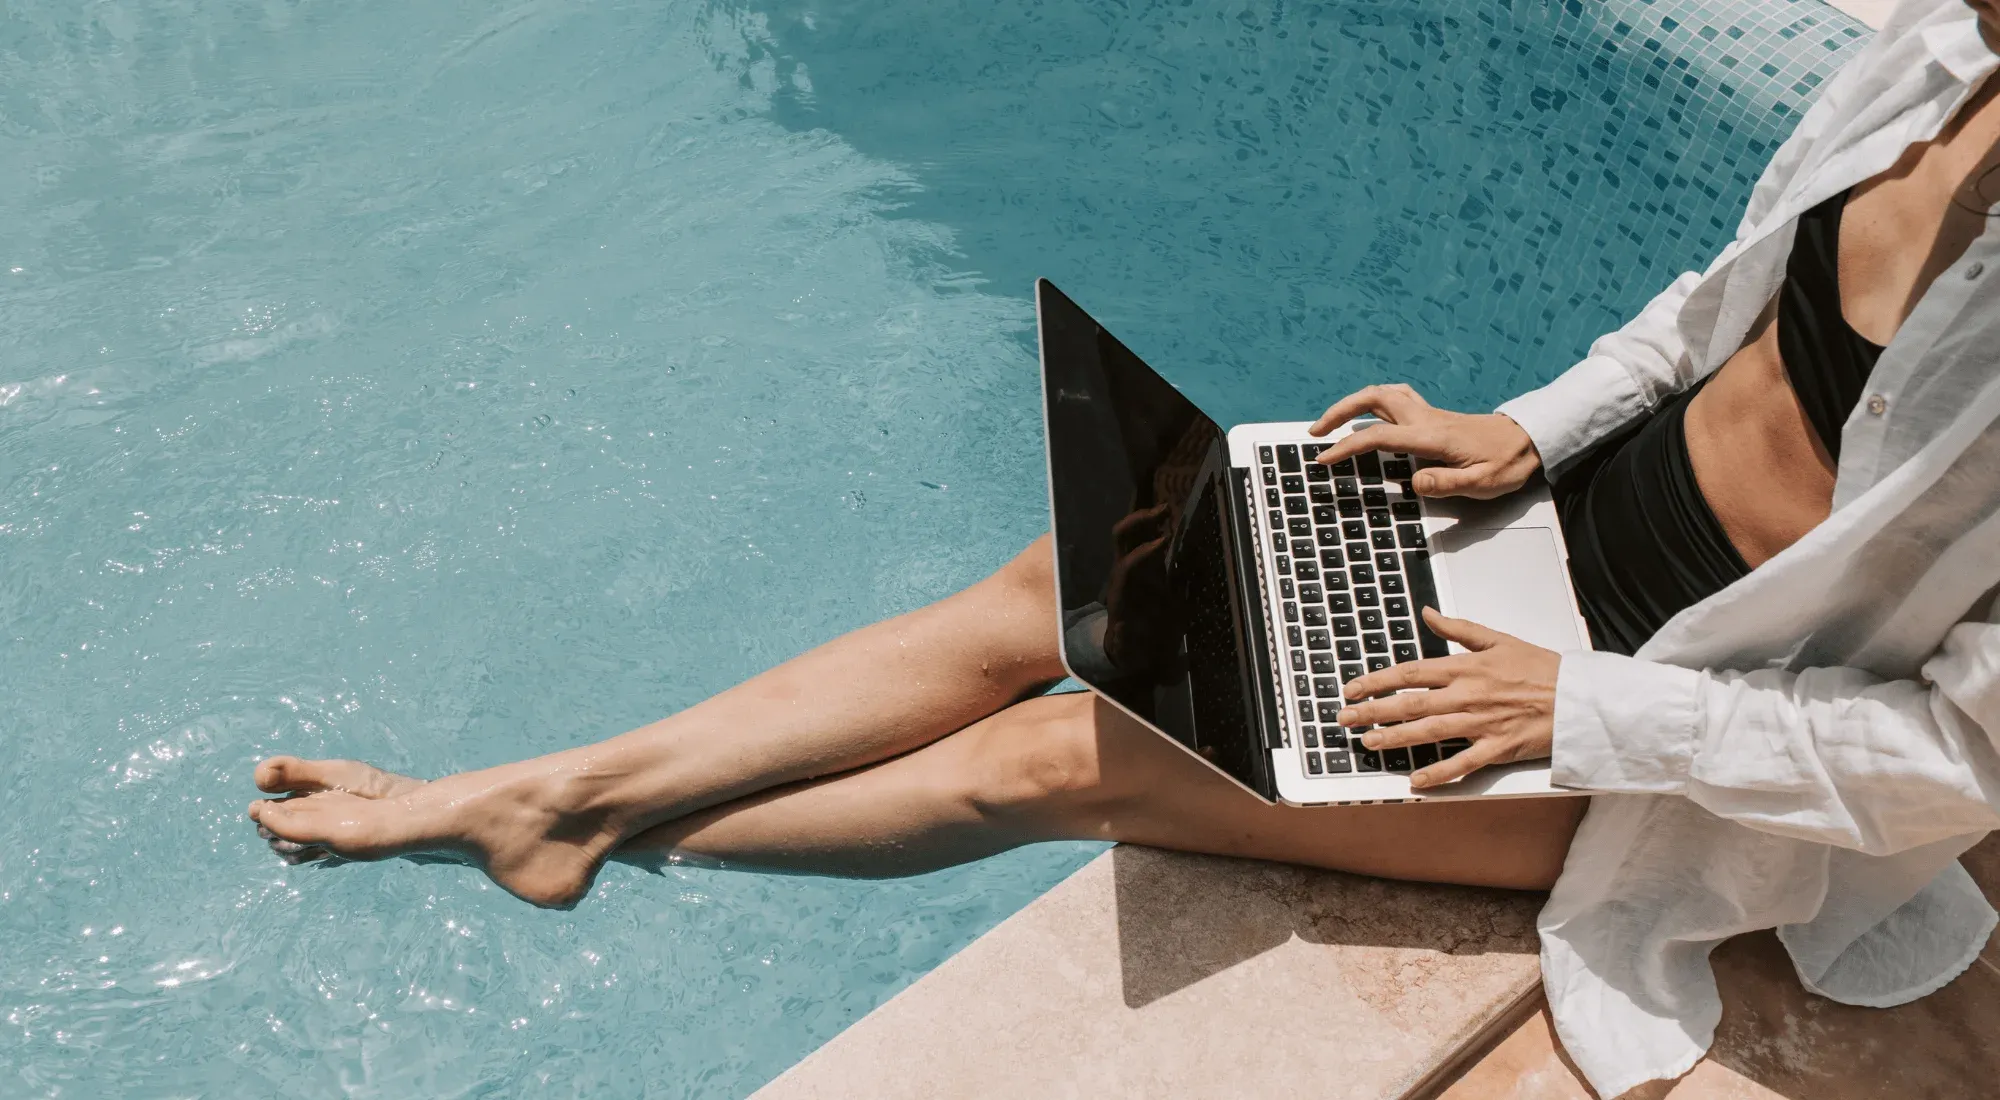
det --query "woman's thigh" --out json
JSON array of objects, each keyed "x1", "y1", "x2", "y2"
[{"x1": 1004, "y1": 693, "x2": 1585, "y2": 892}]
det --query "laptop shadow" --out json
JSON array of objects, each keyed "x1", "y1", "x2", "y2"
[{"x1": 1108, "y1": 842, "x2": 1543, "y2": 1009}]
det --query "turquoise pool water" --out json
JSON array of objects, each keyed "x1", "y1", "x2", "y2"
[{"x1": 0, "y1": 0, "x2": 1861, "y2": 1095}]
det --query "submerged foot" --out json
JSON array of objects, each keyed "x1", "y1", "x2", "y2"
[{"x1": 248, "y1": 755, "x2": 624, "y2": 908}]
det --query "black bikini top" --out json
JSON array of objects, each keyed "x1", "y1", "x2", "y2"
[{"x1": 1775, "y1": 188, "x2": 1886, "y2": 461}]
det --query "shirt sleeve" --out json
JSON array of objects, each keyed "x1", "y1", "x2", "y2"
[{"x1": 1551, "y1": 614, "x2": 2000, "y2": 857}]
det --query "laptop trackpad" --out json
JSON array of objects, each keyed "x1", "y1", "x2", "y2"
[{"x1": 1431, "y1": 526, "x2": 1584, "y2": 652}]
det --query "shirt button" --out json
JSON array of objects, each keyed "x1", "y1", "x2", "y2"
[
  {"x1": 1866, "y1": 394, "x2": 1888, "y2": 416},
  {"x1": 1969, "y1": 261, "x2": 1986, "y2": 280}
]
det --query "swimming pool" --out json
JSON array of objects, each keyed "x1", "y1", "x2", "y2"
[{"x1": 0, "y1": 0, "x2": 1861, "y2": 1095}]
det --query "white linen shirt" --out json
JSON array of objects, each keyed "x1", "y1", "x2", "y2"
[{"x1": 1493, "y1": 2, "x2": 2000, "y2": 1094}]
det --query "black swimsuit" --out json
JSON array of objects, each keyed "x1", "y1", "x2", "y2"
[{"x1": 1554, "y1": 190, "x2": 1886, "y2": 655}]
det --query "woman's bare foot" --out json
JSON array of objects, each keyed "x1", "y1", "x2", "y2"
[{"x1": 248, "y1": 755, "x2": 627, "y2": 908}]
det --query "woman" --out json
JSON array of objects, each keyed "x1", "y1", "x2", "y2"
[{"x1": 249, "y1": 0, "x2": 2000, "y2": 1092}]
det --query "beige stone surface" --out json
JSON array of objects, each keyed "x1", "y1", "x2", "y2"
[{"x1": 755, "y1": 845, "x2": 1544, "y2": 1100}]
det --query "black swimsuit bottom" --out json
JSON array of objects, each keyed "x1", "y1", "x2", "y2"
[{"x1": 1554, "y1": 189, "x2": 1884, "y2": 655}]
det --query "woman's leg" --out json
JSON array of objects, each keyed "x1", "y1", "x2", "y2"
[
  {"x1": 248, "y1": 537, "x2": 1068, "y2": 905},
  {"x1": 619, "y1": 692, "x2": 1584, "y2": 891}
]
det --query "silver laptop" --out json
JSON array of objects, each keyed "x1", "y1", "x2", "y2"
[{"x1": 1037, "y1": 279, "x2": 1591, "y2": 806}]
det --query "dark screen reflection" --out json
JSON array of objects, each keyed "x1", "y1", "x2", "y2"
[{"x1": 1039, "y1": 281, "x2": 1267, "y2": 792}]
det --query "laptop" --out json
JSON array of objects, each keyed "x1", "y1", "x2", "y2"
[{"x1": 1036, "y1": 279, "x2": 1592, "y2": 806}]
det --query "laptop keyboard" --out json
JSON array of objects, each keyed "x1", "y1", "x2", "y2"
[{"x1": 1256, "y1": 442, "x2": 1472, "y2": 779}]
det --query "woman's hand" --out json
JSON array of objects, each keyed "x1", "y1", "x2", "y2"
[
  {"x1": 1335, "y1": 608, "x2": 1560, "y2": 790},
  {"x1": 1309, "y1": 383, "x2": 1543, "y2": 500}
]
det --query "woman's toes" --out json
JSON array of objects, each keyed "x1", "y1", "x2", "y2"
[
  {"x1": 249, "y1": 791, "x2": 407, "y2": 860},
  {"x1": 255, "y1": 756, "x2": 422, "y2": 799}
]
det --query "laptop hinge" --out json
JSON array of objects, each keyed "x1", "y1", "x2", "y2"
[{"x1": 1225, "y1": 466, "x2": 1286, "y2": 781}]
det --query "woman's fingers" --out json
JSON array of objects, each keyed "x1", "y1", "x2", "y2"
[
  {"x1": 1312, "y1": 422, "x2": 1446, "y2": 469},
  {"x1": 1355, "y1": 713, "x2": 1477, "y2": 750},
  {"x1": 1421, "y1": 606, "x2": 1512, "y2": 652},
  {"x1": 1337, "y1": 685, "x2": 1461, "y2": 727},
  {"x1": 1309, "y1": 384, "x2": 1428, "y2": 436},
  {"x1": 1412, "y1": 462, "x2": 1499, "y2": 499},
  {"x1": 1341, "y1": 653, "x2": 1465, "y2": 701},
  {"x1": 1410, "y1": 737, "x2": 1507, "y2": 790}
]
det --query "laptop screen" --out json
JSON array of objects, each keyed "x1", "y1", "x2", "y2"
[{"x1": 1036, "y1": 279, "x2": 1273, "y2": 797}]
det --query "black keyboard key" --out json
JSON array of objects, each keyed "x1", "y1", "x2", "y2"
[
  {"x1": 1362, "y1": 488, "x2": 1388, "y2": 508},
  {"x1": 1316, "y1": 527, "x2": 1341, "y2": 547},
  {"x1": 1359, "y1": 609, "x2": 1385, "y2": 631},
  {"x1": 1341, "y1": 520, "x2": 1367, "y2": 540},
  {"x1": 1303, "y1": 726, "x2": 1319, "y2": 749},
  {"x1": 1295, "y1": 559, "x2": 1320, "y2": 581},
  {"x1": 1313, "y1": 675, "x2": 1339, "y2": 697},
  {"x1": 1366, "y1": 508, "x2": 1391, "y2": 527},
  {"x1": 1306, "y1": 628, "x2": 1331, "y2": 650},
  {"x1": 1386, "y1": 596, "x2": 1409, "y2": 617},
  {"x1": 1310, "y1": 651, "x2": 1337, "y2": 674},
  {"x1": 1289, "y1": 517, "x2": 1312, "y2": 536},
  {"x1": 1334, "y1": 476, "x2": 1359, "y2": 497},
  {"x1": 1287, "y1": 625, "x2": 1303, "y2": 646},
  {"x1": 1266, "y1": 487, "x2": 1281, "y2": 507},
  {"x1": 1303, "y1": 606, "x2": 1327, "y2": 626},
  {"x1": 1403, "y1": 551, "x2": 1450, "y2": 658},
  {"x1": 1276, "y1": 555, "x2": 1290, "y2": 575},
  {"x1": 1383, "y1": 458, "x2": 1412, "y2": 480},
  {"x1": 1364, "y1": 632, "x2": 1388, "y2": 654},
  {"x1": 1389, "y1": 619, "x2": 1414, "y2": 641},
  {"x1": 1333, "y1": 615, "x2": 1357, "y2": 637},
  {"x1": 1377, "y1": 552, "x2": 1401, "y2": 573},
  {"x1": 1336, "y1": 639, "x2": 1362, "y2": 661},
  {"x1": 1392, "y1": 500, "x2": 1421, "y2": 521},
  {"x1": 1306, "y1": 461, "x2": 1331, "y2": 482},
  {"x1": 1381, "y1": 573, "x2": 1406, "y2": 595},
  {"x1": 1310, "y1": 483, "x2": 1333, "y2": 504},
  {"x1": 1367, "y1": 655, "x2": 1392, "y2": 672},
  {"x1": 1283, "y1": 601, "x2": 1298, "y2": 622},
  {"x1": 1410, "y1": 743, "x2": 1439, "y2": 768},
  {"x1": 1277, "y1": 445, "x2": 1302, "y2": 472},
  {"x1": 1291, "y1": 649, "x2": 1307, "y2": 671},
  {"x1": 1318, "y1": 701, "x2": 1342, "y2": 723},
  {"x1": 1340, "y1": 662, "x2": 1364, "y2": 681},
  {"x1": 1313, "y1": 505, "x2": 1339, "y2": 524},
  {"x1": 1306, "y1": 751, "x2": 1324, "y2": 775},
  {"x1": 1386, "y1": 747, "x2": 1413, "y2": 773},
  {"x1": 1328, "y1": 592, "x2": 1354, "y2": 614},
  {"x1": 1346, "y1": 541, "x2": 1370, "y2": 562},
  {"x1": 1351, "y1": 563, "x2": 1375, "y2": 585},
  {"x1": 1354, "y1": 747, "x2": 1383, "y2": 772},
  {"x1": 1393, "y1": 642, "x2": 1418, "y2": 663},
  {"x1": 1320, "y1": 728, "x2": 1347, "y2": 749},
  {"x1": 1271, "y1": 531, "x2": 1287, "y2": 551},
  {"x1": 1397, "y1": 523, "x2": 1427, "y2": 549},
  {"x1": 1332, "y1": 458, "x2": 1357, "y2": 476},
  {"x1": 1285, "y1": 496, "x2": 1308, "y2": 515},
  {"x1": 1279, "y1": 577, "x2": 1295, "y2": 599},
  {"x1": 1371, "y1": 529, "x2": 1397, "y2": 550},
  {"x1": 1297, "y1": 699, "x2": 1314, "y2": 723},
  {"x1": 1302, "y1": 443, "x2": 1327, "y2": 461},
  {"x1": 1259, "y1": 446, "x2": 1275, "y2": 465},
  {"x1": 1319, "y1": 546, "x2": 1345, "y2": 567},
  {"x1": 1292, "y1": 538, "x2": 1315, "y2": 558},
  {"x1": 1281, "y1": 474, "x2": 1305, "y2": 494},
  {"x1": 1262, "y1": 463, "x2": 1278, "y2": 483},
  {"x1": 1440, "y1": 739, "x2": 1472, "y2": 758},
  {"x1": 1322, "y1": 569, "x2": 1348, "y2": 591},
  {"x1": 1357, "y1": 452, "x2": 1382, "y2": 483},
  {"x1": 1299, "y1": 582, "x2": 1323, "y2": 603},
  {"x1": 1354, "y1": 586, "x2": 1379, "y2": 607},
  {"x1": 1295, "y1": 674, "x2": 1312, "y2": 695},
  {"x1": 1323, "y1": 751, "x2": 1354, "y2": 773},
  {"x1": 1339, "y1": 498, "x2": 1364, "y2": 519}
]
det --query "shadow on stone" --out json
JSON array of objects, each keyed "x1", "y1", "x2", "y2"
[{"x1": 1110, "y1": 842, "x2": 1542, "y2": 1008}]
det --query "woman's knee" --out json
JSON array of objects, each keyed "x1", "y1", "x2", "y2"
[
  {"x1": 964, "y1": 697, "x2": 1122, "y2": 829},
  {"x1": 988, "y1": 534, "x2": 1055, "y2": 607}
]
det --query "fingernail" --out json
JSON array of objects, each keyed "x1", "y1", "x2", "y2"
[
  {"x1": 1337, "y1": 709, "x2": 1357, "y2": 725},
  {"x1": 1360, "y1": 734, "x2": 1378, "y2": 748}
]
